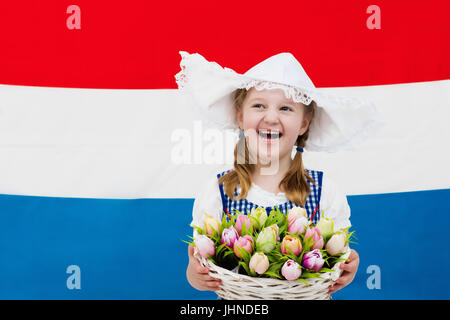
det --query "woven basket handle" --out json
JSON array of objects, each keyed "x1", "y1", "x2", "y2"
[
  {"x1": 330, "y1": 246, "x2": 352, "y2": 281},
  {"x1": 192, "y1": 247, "x2": 209, "y2": 268}
]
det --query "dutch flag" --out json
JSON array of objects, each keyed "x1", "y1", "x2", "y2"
[{"x1": 0, "y1": 1, "x2": 449, "y2": 299}]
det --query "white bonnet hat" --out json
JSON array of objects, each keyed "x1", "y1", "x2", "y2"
[{"x1": 175, "y1": 51, "x2": 384, "y2": 152}]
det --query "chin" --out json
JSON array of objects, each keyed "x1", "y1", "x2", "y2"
[{"x1": 258, "y1": 152, "x2": 281, "y2": 164}]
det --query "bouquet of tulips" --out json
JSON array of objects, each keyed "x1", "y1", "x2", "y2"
[{"x1": 187, "y1": 206, "x2": 354, "y2": 284}]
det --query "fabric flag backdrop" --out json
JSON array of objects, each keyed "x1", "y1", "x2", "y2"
[{"x1": 0, "y1": 1, "x2": 449, "y2": 299}]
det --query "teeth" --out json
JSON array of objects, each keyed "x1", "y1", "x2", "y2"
[{"x1": 258, "y1": 130, "x2": 281, "y2": 139}]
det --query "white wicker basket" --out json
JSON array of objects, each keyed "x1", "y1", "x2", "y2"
[{"x1": 196, "y1": 248, "x2": 351, "y2": 300}]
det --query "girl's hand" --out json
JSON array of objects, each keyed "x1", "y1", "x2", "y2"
[
  {"x1": 328, "y1": 249, "x2": 359, "y2": 294},
  {"x1": 186, "y1": 244, "x2": 222, "y2": 291}
]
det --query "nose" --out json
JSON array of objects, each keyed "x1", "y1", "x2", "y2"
[{"x1": 263, "y1": 106, "x2": 280, "y2": 124}]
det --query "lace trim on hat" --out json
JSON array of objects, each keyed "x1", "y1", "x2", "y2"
[
  {"x1": 237, "y1": 79, "x2": 314, "y2": 106},
  {"x1": 174, "y1": 51, "x2": 197, "y2": 90},
  {"x1": 175, "y1": 51, "x2": 241, "y2": 91}
]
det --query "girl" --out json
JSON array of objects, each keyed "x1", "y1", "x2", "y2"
[{"x1": 176, "y1": 51, "x2": 381, "y2": 297}]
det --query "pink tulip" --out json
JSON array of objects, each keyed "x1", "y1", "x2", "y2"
[
  {"x1": 281, "y1": 235, "x2": 302, "y2": 256},
  {"x1": 281, "y1": 259, "x2": 302, "y2": 280},
  {"x1": 249, "y1": 252, "x2": 270, "y2": 275},
  {"x1": 221, "y1": 226, "x2": 239, "y2": 248},
  {"x1": 195, "y1": 235, "x2": 215, "y2": 258},
  {"x1": 235, "y1": 214, "x2": 253, "y2": 235},
  {"x1": 302, "y1": 249, "x2": 324, "y2": 272},
  {"x1": 233, "y1": 235, "x2": 254, "y2": 258},
  {"x1": 304, "y1": 227, "x2": 324, "y2": 250},
  {"x1": 287, "y1": 206, "x2": 307, "y2": 224},
  {"x1": 288, "y1": 216, "x2": 308, "y2": 235}
]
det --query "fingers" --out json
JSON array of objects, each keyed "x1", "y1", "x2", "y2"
[
  {"x1": 339, "y1": 258, "x2": 359, "y2": 275},
  {"x1": 189, "y1": 278, "x2": 221, "y2": 292},
  {"x1": 328, "y1": 283, "x2": 344, "y2": 294},
  {"x1": 198, "y1": 276, "x2": 221, "y2": 291},
  {"x1": 192, "y1": 261, "x2": 218, "y2": 282},
  {"x1": 346, "y1": 250, "x2": 360, "y2": 268},
  {"x1": 194, "y1": 262, "x2": 209, "y2": 274},
  {"x1": 187, "y1": 267, "x2": 222, "y2": 291},
  {"x1": 339, "y1": 262, "x2": 353, "y2": 272},
  {"x1": 204, "y1": 279, "x2": 222, "y2": 291},
  {"x1": 194, "y1": 275, "x2": 222, "y2": 291},
  {"x1": 334, "y1": 273, "x2": 352, "y2": 285},
  {"x1": 328, "y1": 269, "x2": 353, "y2": 294},
  {"x1": 186, "y1": 248, "x2": 223, "y2": 292},
  {"x1": 200, "y1": 272, "x2": 218, "y2": 282},
  {"x1": 328, "y1": 250, "x2": 361, "y2": 295},
  {"x1": 329, "y1": 275, "x2": 349, "y2": 292}
]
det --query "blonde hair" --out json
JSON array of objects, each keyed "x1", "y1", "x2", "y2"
[{"x1": 218, "y1": 88, "x2": 317, "y2": 207}]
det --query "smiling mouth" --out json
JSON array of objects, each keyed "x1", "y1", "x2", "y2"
[{"x1": 258, "y1": 129, "x2": 282, "y2": 140}]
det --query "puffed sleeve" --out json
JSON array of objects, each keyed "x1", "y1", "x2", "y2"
[
  {"x1": 319, "y1": 174, "x2": 352, "y2": 232},
  {"x1": 191, "y1": 171, "x2": 224, "y2": 238}
]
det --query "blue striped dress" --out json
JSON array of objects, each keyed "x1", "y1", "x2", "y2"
[{"x1": 217, "y1": 168, "x2": 323, "y2": 224}]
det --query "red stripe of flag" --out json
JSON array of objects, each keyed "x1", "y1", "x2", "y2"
[{"x1": 0, "y1": 0, "x2": 448, "y2": 89}]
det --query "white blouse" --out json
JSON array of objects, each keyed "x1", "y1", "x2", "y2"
[{"x1": 191, "y1": 168, "x2": 351, "y2": 236}]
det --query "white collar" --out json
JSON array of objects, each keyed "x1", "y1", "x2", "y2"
[{"x1": 250, "y1": 182, "x2": 287, "y2": 199}]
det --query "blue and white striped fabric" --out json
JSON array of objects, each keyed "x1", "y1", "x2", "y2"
[{"x1": 218, "y1": 168, "x2": 323, "y2": 224}]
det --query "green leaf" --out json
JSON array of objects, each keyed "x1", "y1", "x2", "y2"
[
  {"x1": 266, "y1": 250, "x2": 284, "y2": 264},
  {"x1": 223, "y1": 250, "x2": 235, "y2": 258},
  {"x1": 302, "y1": 234, "x2": 313, "y2": 254},
  {"x1": 301, "y1": 272, "x2": 323, "y2": 279},
  {"x1": 230, "y1": 209, "x2": 243, "y2": 219},
  {"x1": 335, "y1": 257, "x2": 350, "y2": 264},
  {"x1": 266, "y1": 261, "x2": 285, "y2": 273},
  {"x1": 209, "y1": 257, "x2": 217, "y2": 265},
  {"x1": 263, "y1": 271, "x2": 283, "y2": 279},
  {"x1": 235, "y1": 246, "x2": 251, "y2": 264},
  {"x1": 238, "y1": 261, "x2": 251, "y2": 275},
  {"x1": 319, "y1": 268, "x2": 335, "y2": 273},
  {"x1": 298, "y1": 278, "x2": 310, "y2": 286},
  {"x1": 282, "y1": 246, "x2": 300, "y2": 262},
  {"x1": 193, "y1": 225, "x2": 205, "y2": 235},
  {"x1": 248, "y1": 215, "x2": 260, "y2": 231},
  {"x1": 240, "y1": 218, "x2": 253, "y2": 236},
  {"x1": 216, "y1": 242, "x2": 228, "y2": 252}
]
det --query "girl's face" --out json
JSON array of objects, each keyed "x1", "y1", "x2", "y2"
[{"x1": 237, "y1": 87, "x2": 311, "y2": 166}]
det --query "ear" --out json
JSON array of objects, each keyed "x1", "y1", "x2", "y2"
[{"x1": 298, "y1": 112, "x2": 313, "y2": 136}]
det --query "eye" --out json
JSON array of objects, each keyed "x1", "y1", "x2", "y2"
[
  {"x1": 281, "y1": 106, "x2": 292, "y2": 111},
  {"x1": 253, "y1": 104, "x2": 264, "y2": 109}
]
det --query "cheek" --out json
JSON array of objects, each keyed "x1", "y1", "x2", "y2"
[
  {"x1": 283, "y1": 120, "x2": 303, "y2": 139},
  {"x1": 284, "y1": 129, "x2": 299, "y2": 141},
  {"x1": 242, "y1": 112, "x2": 261, "y2": 129}
]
